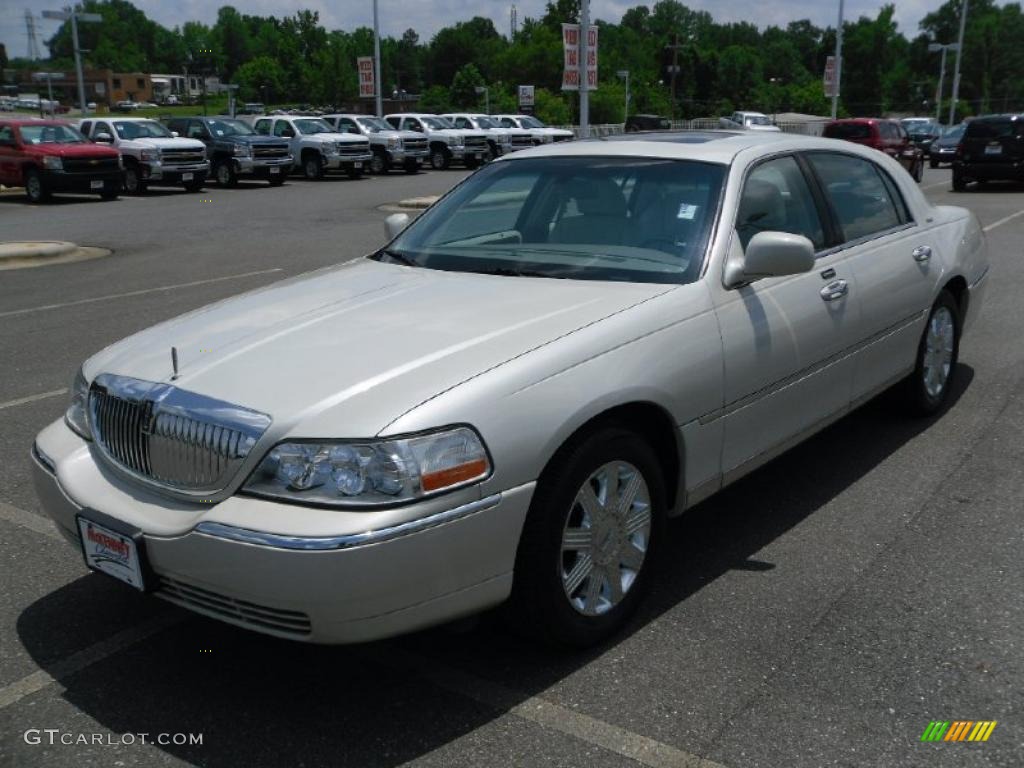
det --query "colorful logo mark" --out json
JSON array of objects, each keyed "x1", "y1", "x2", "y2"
[{"x1": 921, "y1": 721, "x2": 997, "y2": 742}]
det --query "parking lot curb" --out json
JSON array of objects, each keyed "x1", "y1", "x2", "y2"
[
  {"x1": 396, "y1": 196, "x2": 439, "y2": 209},
  {"x1": 0, "y1": 241, "x2": 111, "y2": 270},
  {"x1": 0, "y1": 185, "x2": 25, "y2": 196}
]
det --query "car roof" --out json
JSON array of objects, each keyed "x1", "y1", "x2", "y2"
[
  {"x1": 972, "y1": 113, "x2": 1023, "y2": 121},
  {"x1": 1, "y1": 119, "x2": 72, "y2": 126}
]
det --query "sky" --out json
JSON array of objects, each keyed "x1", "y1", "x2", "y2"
[{"x1": 1, "y1": 1, "x2": 976, "y2": 59}]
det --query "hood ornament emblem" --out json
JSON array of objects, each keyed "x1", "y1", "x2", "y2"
[{"x1": 171, "y1": 346, "x2": 179, "y2": 380}]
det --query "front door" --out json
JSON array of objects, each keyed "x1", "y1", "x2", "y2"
[{"x1": 714, "y1": 154, "x2": 862, "y2": 477}]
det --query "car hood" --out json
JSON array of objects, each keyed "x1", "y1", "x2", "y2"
[
  {"x1": 227, "y1": 135, "x2": 289, "y2": 146},
  {"x1": 122, "y1": 137, "x2": 206, "y2": 151},
  {"x1": 27, "y1": 142, "x2": 119, "y2": 158},
  {"x1": 83, "y1": 259, "x2": 671, "y2": 437},
  {"x1": 746, "y1": 124, "x2": 782, "y2": 132},
  {"x1": 304, "y1": 132, "x2": 368, "y2": 144}
]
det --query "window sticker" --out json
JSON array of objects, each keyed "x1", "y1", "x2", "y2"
[{"x1": 677, "y1": 203, "x2": 699, "y2": 220}]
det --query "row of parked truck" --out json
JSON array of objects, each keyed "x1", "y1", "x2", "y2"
[{"x1": 0, "y1": 112, "x2": 575, "y2": 203}]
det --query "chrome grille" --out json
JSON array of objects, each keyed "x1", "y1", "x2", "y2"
[
  {"x1": 88, "y1": 374, "x2": 271, "y2": 495},
  {"x1": 339, "y1": 140, "x2": 370, "y2": 157},
  {"x1": 510, "y1": 135, "x2": 534, "y2": 149},
  {"x1": 465, "y1": 135, "x2": 488, "y2": 150},
  {"x1": 160, "y1": 148, "x2": 206, "y2": 165},
  {"x1": 253, "y1": 143, "x2": 289, "y2": 159},
  {"x1": 403, "y1": 137, "x2": 428, "y2": 152},
  {"x1": 157, "y1": 577, "x2": 312, "y2": 636}
]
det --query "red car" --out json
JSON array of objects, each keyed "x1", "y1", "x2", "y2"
[
  {"x1": 0, "y1": 119, "x2": 123, "y2": 203},
  {"x1": 823, "y1": 118, "x2": 925, "y2": 182}
]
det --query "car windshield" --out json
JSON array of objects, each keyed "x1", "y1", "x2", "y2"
[
  {"x1": 825, "y1": 123, "x2": 873, "y2": 140},
  {"x1": 20, "y1": 124, "x2": 88, "y2": 144},
  {"x1": 745, "y1": 115, "x2": 771, "y2": 126},
  {"x1": 206, "y1": 118, "x2": 254, "y2": 136},
  {"x1": 942, "y1": 124, "x2": 966, "y2": 140},
  {"x1": 357, "y1": 117, "x2": 391, "y2": 132},
  {"x1": 295, "y1": 119, "x2": 333, "y2": 134},
  {"x1": 378, "y1": 157, "x2": 725, "y2": 285},
  {"x1": 422, "y1": 117, "x2": 452, "y2": 129},
  {"x1": 114, "y1": 120, "x2": 172, "y2": 139},
  {"x1": 474, "y1": 117, "x2": 498, "y2": 129},
  {"x1": 520, "y1": 116, "x2": 546, "y2": 129}
]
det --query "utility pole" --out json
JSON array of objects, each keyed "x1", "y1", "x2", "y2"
[
  {"x1": 831, "y1": 0, "x2": 844, "y2": 119},
  {"x1": 42, "y1": 7, "x2": 101, "y2": 116},
  {"x1": 579, "y1": 0, "x2": 590, "y2": 138},
  {"x1": 373, "y1": 0, "x2": 383, "y2": 117},
  {"x1": 665, "y1": 35, "x2": 684, "y2": 121},
  {"x1": 617, "y1": 70, "x2": 630, "y2": 124},
  {"x1": 25, "y1": 11, "x2": 42, "y2": 61},
  {"x1": 949, "y1": 0, "x2": 969, "y2": 126},
  {"x1": 928, "y1": 42, "x2": 958, "y2": 125}
]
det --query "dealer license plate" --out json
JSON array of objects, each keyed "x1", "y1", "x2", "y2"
[
  {"x1": 77, "y1": 515, "x2": 146, "y2": 591},
  {"x1": 270, "y1": 166, "x2": 280, "y2": 174},
  {"x1": 353, "y1": 162, "x2": 362, "y2": 169},
  {"x1": 182, "y1": 172, "x2": 194, "y2": 181},
  {"x1": 90, "y1": 180, "x2": 103, "y2": 190},
  {"x1": 985, "y1": 145, "x2": 1002, "y2": 156}
]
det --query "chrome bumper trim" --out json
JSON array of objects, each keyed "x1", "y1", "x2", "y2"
[
  {"x1": 31, "y1": 442, "x2": 56, "y2": 475},
  {"x1": 193, "y1": 493, "x2": 502, "y2": 551}
]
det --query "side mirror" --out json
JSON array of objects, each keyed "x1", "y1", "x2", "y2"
[
  {"x1": 384, "y1": 213, "x2": 410, "y2": 241},
  {"x1": 94, "y1": 132, "x2": 113, "y2": 143},
  {"x1": 170, "y1": 131, "x2": 179, "y2": 138},
  {"x1": 724, "y1": 231, "x2": 815, "y2": 287}
]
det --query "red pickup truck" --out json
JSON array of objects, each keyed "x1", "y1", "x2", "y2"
[{"x1": 0, "y1": 119, "x2": 123, "y2": 203}]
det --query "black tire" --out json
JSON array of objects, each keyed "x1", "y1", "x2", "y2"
[
  {"x1": 403, "y1": 159, "x2": 420, "y2": 174},
  {"x1": 930, "y1": 158, "x2": 939, "y2": 169},
  {"x1": 346, "y1": 166, "x2": 363, "y2": 180},
  {"x1": 369, "y1": 152, "x2": 388, "y2": 174},
  {"x1": 303, "y1": 154, "x2": 324, "y2": 180},
  {"x1": 214, "y1": 159, "x2": 238, "y2": 187},
  {"x1": 123, "y1": 163, "x2": 146, "y2": 195},
  {"x1": 903, "y1": 291, "x2": 961, "y2": 417},
  {"x1": 268, "y1": 175, "x2": 286, "y2": 187},
  {"x1": 507, "y1": 426, "x2": 666, "y2": 648},
  {"x1": 952, "y1": 171, "x2": 967, "y2": 192},
  {"x1": 184, "y1": 178, "x2": 205, "y2": 193},
  {"x1": 913, "y1": 159, "x2": 924, "y2": 183},
  {"x1": 430, "y1": 148, "x2": 450, "y2": 170},
  {"x1": 24, "y1": 168, "x2": 50, "y2": 203},
  {"x1": 99, "y1": 188, "x2": 119, "y2": 200}
]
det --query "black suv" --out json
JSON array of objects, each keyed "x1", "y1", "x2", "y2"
[
  {"x1": 953, "y1": 114, "x2": 1024, "y2": 191},
  {"x1": 165, "y1": 116, "x2": 293, "y2": 186}
]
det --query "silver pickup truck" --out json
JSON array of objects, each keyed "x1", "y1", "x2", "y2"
[
  {"x1": 253, "y1": 116, "x2": 373, "y2": 180},
  {"x1": 384, "y1": 113, "x2": 489, "y2": 170},
  {"x1": 322, "y1": 114, "x2": 428, "y2": 175}
]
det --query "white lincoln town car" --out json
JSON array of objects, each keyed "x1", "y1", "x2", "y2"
[{"x1": 33, "y1": 131, "x2": 989, "y2": 647}]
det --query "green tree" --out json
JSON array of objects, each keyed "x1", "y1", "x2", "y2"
[
  {"x1": 450, "y1": 64, "x2": 486, "y2": 109},
  {"x1": 234, "y1": 55, "x2": 285, "y2": 102}
]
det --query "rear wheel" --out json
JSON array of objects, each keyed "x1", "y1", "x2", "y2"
[
  {"x1": 507, "y1": 426, "x2": 665, "y2": 647},
  {"x1": 903, "y1": 291, "x2": 961, "y2": 416},
  {"x1": 24, "y1": 168, "x2": 50, "y2": 203},
  {"x1": 214, "y1": 159, "x2": 238, "y2": 187}
]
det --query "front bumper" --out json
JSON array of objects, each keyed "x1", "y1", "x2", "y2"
[
  {"x1": 386, "y1": 148, "x2": 428, "y2": 163},
  {"x1": 31, "y1": 420, "x2": 533, "y2": 644},
  {"x1": 141, "y1": 161, "x2": 210, "y2": 185},
  {"x1": 40, "y1": 169, "x2": 122, "y2": 193},
  {"x1": 236, "y1": 156, "x2": 293, "y2": 177},
  {"x1": 955, "y1": 159, "x2": 1024, "y2": 181},
  {"x1": 450, "y1": 146, "x2": 487, "y2": 163},
  {"x1": 324, "y1": 152, "x2": 374, "y2": 171}
]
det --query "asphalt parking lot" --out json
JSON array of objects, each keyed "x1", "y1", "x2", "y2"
[{"x1": 1, "y1": 164, "x2": 1022, "y2": 768}]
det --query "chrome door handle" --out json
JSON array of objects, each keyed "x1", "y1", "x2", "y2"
[
  {"x1": 820, "y1": 279, "x2": 849, "y2": 302},
  {"x1": 913, "y1": 246, "x2": 932, "y2": 262}
]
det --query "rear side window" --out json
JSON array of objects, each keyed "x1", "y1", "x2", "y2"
[
  {"x1": 967, "y1": 119, "x2": 1022, "y2": 139},
  {"x1": 807, "y1": 153, "x2": 905, "y2": 242},
  {"x1": 825, "y1": 123, "x2": 872, "y2": 141},
  {"x1": 79, "y1": 121, "x2": 92, "y2": 136},
  {"x1": 254, "y1": 120, "x2": 270, "y2": 135},
  {"x1": 736, "y1": 156, "x2": 826, "y2": 251}
]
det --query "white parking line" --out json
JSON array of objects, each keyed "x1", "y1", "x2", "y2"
[
  {"x1": 921, "y1": 180, "x2": 951, "y2": 190},
  {"x1": 380, "y1": 648, "x2": 727, "y2": 768},
  {"x1": 983, "y1": 209, "x2": 1024, "y2": 232},
  {"x1": 0, "y1": 501, "x2": 63, "y2": 540},
  {"x1": 0, "y1": 388, "x2": 67, "y2": 411},
  {"x1": 0, "y1": 268, "x2": 284, "y2": 319},
  {"x1": 0, "y1": 612, "x2": 183, "y2": 710}
]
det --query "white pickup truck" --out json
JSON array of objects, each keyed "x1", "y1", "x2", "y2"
[
  {"x1": 384, "y1": 113, "x2": 489, "y2": 170},
  {"x1": 78, "y1": 117, "x2": 210, "y2": 194},
  {"x1": 252, "y1": 116, "x2": 373, "y2": 180},
  {"x1": 321, "y1": 114, "x2": 428, "y2": 174},
  {"x1": 492, "y1": 115, "x2": 575, "y2": 144},
  {"x1": 442, "y1": 114, "x2": 536, "y2": 161}
]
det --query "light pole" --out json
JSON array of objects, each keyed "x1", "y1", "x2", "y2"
[
  {"x1": 769, "y1": 77, "x2": 783, "y2": 124},
  {"x1": 372, "y1": 0, "x2": 383, "y2": 117},
  {"x1": 617, "y1": 70, "x2": 630, "y2": 124},
  {"x1": 475, "y1": 85, "x2": 489, "y2": 114},
  {"x1": 949, "y1": 0, "x2": 969, "y2": 126},
  {"x1": 579, "y1": 0, "x2": 590, "y2": 138},
  {"x1": 33, "y1": 71, "x2": 63, "y2": 115},
  {"x1": 42, "y1": 7, "x2": 102, "y2": 116},
  {"x1": 831, "y1": 0, "x2": 845, "y2": 119},
  {"x1": 928, "y1": 42, "x2": 958, "y2": 125}
]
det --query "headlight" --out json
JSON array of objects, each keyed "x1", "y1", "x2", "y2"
[
  {"x1": 233, "y1": 143, "x2": 251, "y2": 157},
  {"x1": 447, "y1": 135, "x2": 460, "y2": 146},
  {"x1": 499, "y1": 134, "x2": 511, "y2": 145},
  {"x1": 387, "y1": 137, "x2": 400, "y2": 149},
  {"x1": 242, "y1": 426, "x2": 491, "y2": 508},
  {"x1": 325, "y1": 142, "x2": 339, "y2": 154},
  {"x1": 65, "y1": 368, "x2": 92, "y2": 440},
  {"x1": 140, "y1": 149, "x2": 158, "y2": 162},
  {"x1": 42, "y1": 156, "x2": 63, "y2": 170}
]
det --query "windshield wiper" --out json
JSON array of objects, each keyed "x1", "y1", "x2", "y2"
[
  {"x1": 468, "y1": 267, "x2": 560, "y2": 279},
  {"x1": 377, "y1": 249, "x2": 419, "y2": 267}
]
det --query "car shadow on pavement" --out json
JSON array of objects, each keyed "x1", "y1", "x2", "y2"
[{"x1": 14, "y1": 367, "x2": 974, "y2": 767}]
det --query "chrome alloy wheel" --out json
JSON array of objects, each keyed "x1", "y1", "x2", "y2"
[
  {"x1": 26, "y1": 173, "x2": 42, "y2": 200},
  {"x1": 923, "y1": 306, "x2": 955, "y2": 398},
  {"x1": 560, "y1": 461, "x2": 651, "y2": 616}
]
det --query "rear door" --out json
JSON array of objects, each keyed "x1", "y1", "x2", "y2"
[
  {"x1": 804, "y1": 151, "x2": 935, "y2": 400},
  {"x1": 0, "y1": 124, "x2": 20, "y2": 185}
]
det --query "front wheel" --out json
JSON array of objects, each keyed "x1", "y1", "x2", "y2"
[
  {"x1": 24, "y1": 168, "x2": 50, "y2": 203},
  {"x1": 507, "y1": 426, "x2": 665, "y2": 647},
  {"x1": 123, "y1": 164, "x2": 146, "y2": 195},
  {"x1": 429, "y1": 148, "x2": 450, "y2": 170},
  {"x1": 214, "y1": 160, "x2": 238, "y2": 187},
  {"x1": 369, "y1": 152, "x2": 388, "y2": 174},
  {"x1": 903, "y1": 291, "x2": 961, "y2": 416},
  {"x1": 303, "y1": 155, "x2": 324, "y2": 180}
]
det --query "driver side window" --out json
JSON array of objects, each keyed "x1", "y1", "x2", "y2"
[
  {"x1": 254, "y1": 120, "x2": 270, "y2": 135},
  {"x1": 736, "y1": 156, "x2": 825, "y2": 252},
  {"x1": 187, "y1": 121, "x2": 207, "y2": 139},
  {"x1": 274, "y1": 120, "x2": 294, "y2": 137}
]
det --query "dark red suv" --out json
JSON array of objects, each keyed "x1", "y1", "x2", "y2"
[{"x1": 823, "y1": 118, "x2": 924, "y2": 182}]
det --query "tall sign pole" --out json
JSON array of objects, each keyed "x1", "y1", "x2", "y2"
[
  {"x1": 949, "y1": 0, "x2": 969, "y2": 126},
  {"x1": 42, "y1": 7, "x2": 101, "y2": 116},
  {"x1": 579, "y1": 0, "x2": 590, "y2": 138},
  {"x1": 831, "y1": 0, "x2": 844, "y2": 119},
  {"x1": 373, "y1": 0, "x2": 383, "y2": 117}
]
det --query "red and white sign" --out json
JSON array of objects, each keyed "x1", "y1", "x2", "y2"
[
  {"x1": 562, "y1": 24, "x2": 598, "y2": 91},
  {"x1": 358, "y1": 56, "x2": 375, "y2": 99},
  {"x1": 823, "y1": 55, "x2": 838, "y2": 98}
]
